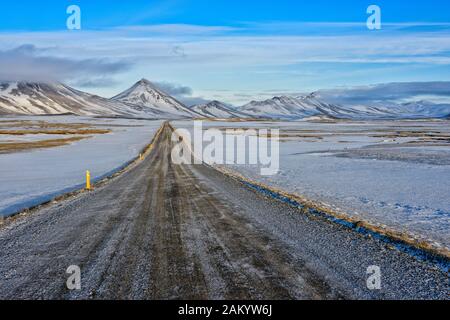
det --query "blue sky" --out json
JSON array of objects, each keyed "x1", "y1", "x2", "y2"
[
  {"x1": 1, "y1": 0, "x2": 450, "y2": 105},
  {"x1": 2, "y1": 1, "x2": 450, "y2": 30}
]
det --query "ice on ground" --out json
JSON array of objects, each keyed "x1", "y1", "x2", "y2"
[
  {"x1": 173, "y1": 120, "x2": 450, "y2": 250},
  {"x1": 0, "y1": 116, "x2": 163, "y2": 217}
]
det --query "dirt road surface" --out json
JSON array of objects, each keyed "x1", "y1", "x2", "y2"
[{"x1": 0, "y1": 123, "x2": 447, "y2": 299}]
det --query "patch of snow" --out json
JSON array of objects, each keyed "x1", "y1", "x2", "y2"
[
  {"x1": 0, "y1": 116, "x2": 164, "y2": 216},
  {"x1": 174, "y1": 120, "x2": 450, "y2": 250}
]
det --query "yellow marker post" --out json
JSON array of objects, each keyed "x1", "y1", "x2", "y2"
[
  {"x1": 139, "y1": 153, "x2": 143, "y2": 161},
  {"x1": 86, "y1": 170, "x2": 91, "y2": 190}
]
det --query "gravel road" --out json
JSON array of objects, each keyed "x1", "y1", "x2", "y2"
[{"x1": 0, "y1": 123, "x2": 447, "y2": 300}]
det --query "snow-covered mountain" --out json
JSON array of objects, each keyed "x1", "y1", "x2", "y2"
[
  {"x1": 0, "y1": 82, "x2": 144, "y2": 117},
  {"x1": 239, "y1": 96, "x2": 309, "y2": 119},
  {"x1": 112, "y1": 79, "x2": 200, "y2": 119},
  {"x1": 190, "y1": 100, "x2": 251, "y2": 119},
  {"x1": 238, "y1": 94, "x2": 450, "y2": 120},
  {"x1": 239, "y1": 95, "x2": 348, "y2": 120},
  {"x1": 387, "y1": 101, "x2": 450, "y2": 119},
  {"x1": 0, "y1": 79, "x2": 200, "y2": 119}
]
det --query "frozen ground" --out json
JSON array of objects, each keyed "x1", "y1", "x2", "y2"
[
  {"x1": 1, "y1": 122, "x2": 447, "y2": 300},
  {"x1": 173, "y1": 120, "x2": 450, "y2": 251},
  {"x1": 0, "y1": 116, "x2": 163, "y2": 216}
]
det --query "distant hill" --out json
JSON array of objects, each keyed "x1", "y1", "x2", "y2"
[
  {"x1": 236, "y1": 94, "x2": 450, "y2": 120},
  {"x1": 190, "y1": 100, "x2": 252, "y2": 119},
  {"x1": 0, "y1": 82, "x2": 142, "y2": 117}
]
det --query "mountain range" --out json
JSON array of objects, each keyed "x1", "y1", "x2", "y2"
[
  {"x1": 239, "y1": 94, "x2": 450, "y2": 120},
  {"x1": 0, "y1": 79, "x2": 200, "y2": 119},
  {"x1": 0, "y1": 82, "x2": 140, "y2": 117},
  {"x1": 1, "y1": 79, "x2": 449, "y2": 120}
]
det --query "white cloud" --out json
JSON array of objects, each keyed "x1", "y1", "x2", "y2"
[
  {"x1": 0, "y1": 23, "x2": 450, "y2": 104},
  {"x1": 0, "y1": 44, "x2": 131, "y2": 83},
  {"x1": 2, "y1": 24, "x2": 450, "y2": 66},
  {"x1": 151, "y1": 81, "x2": 209, "y2": 106},
  {"x1": 315, "y1": 82, "x2": 450, "y2": 105},
  {"x1": 115, "y1": 24, "x2": 239, "y2": 35}
]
